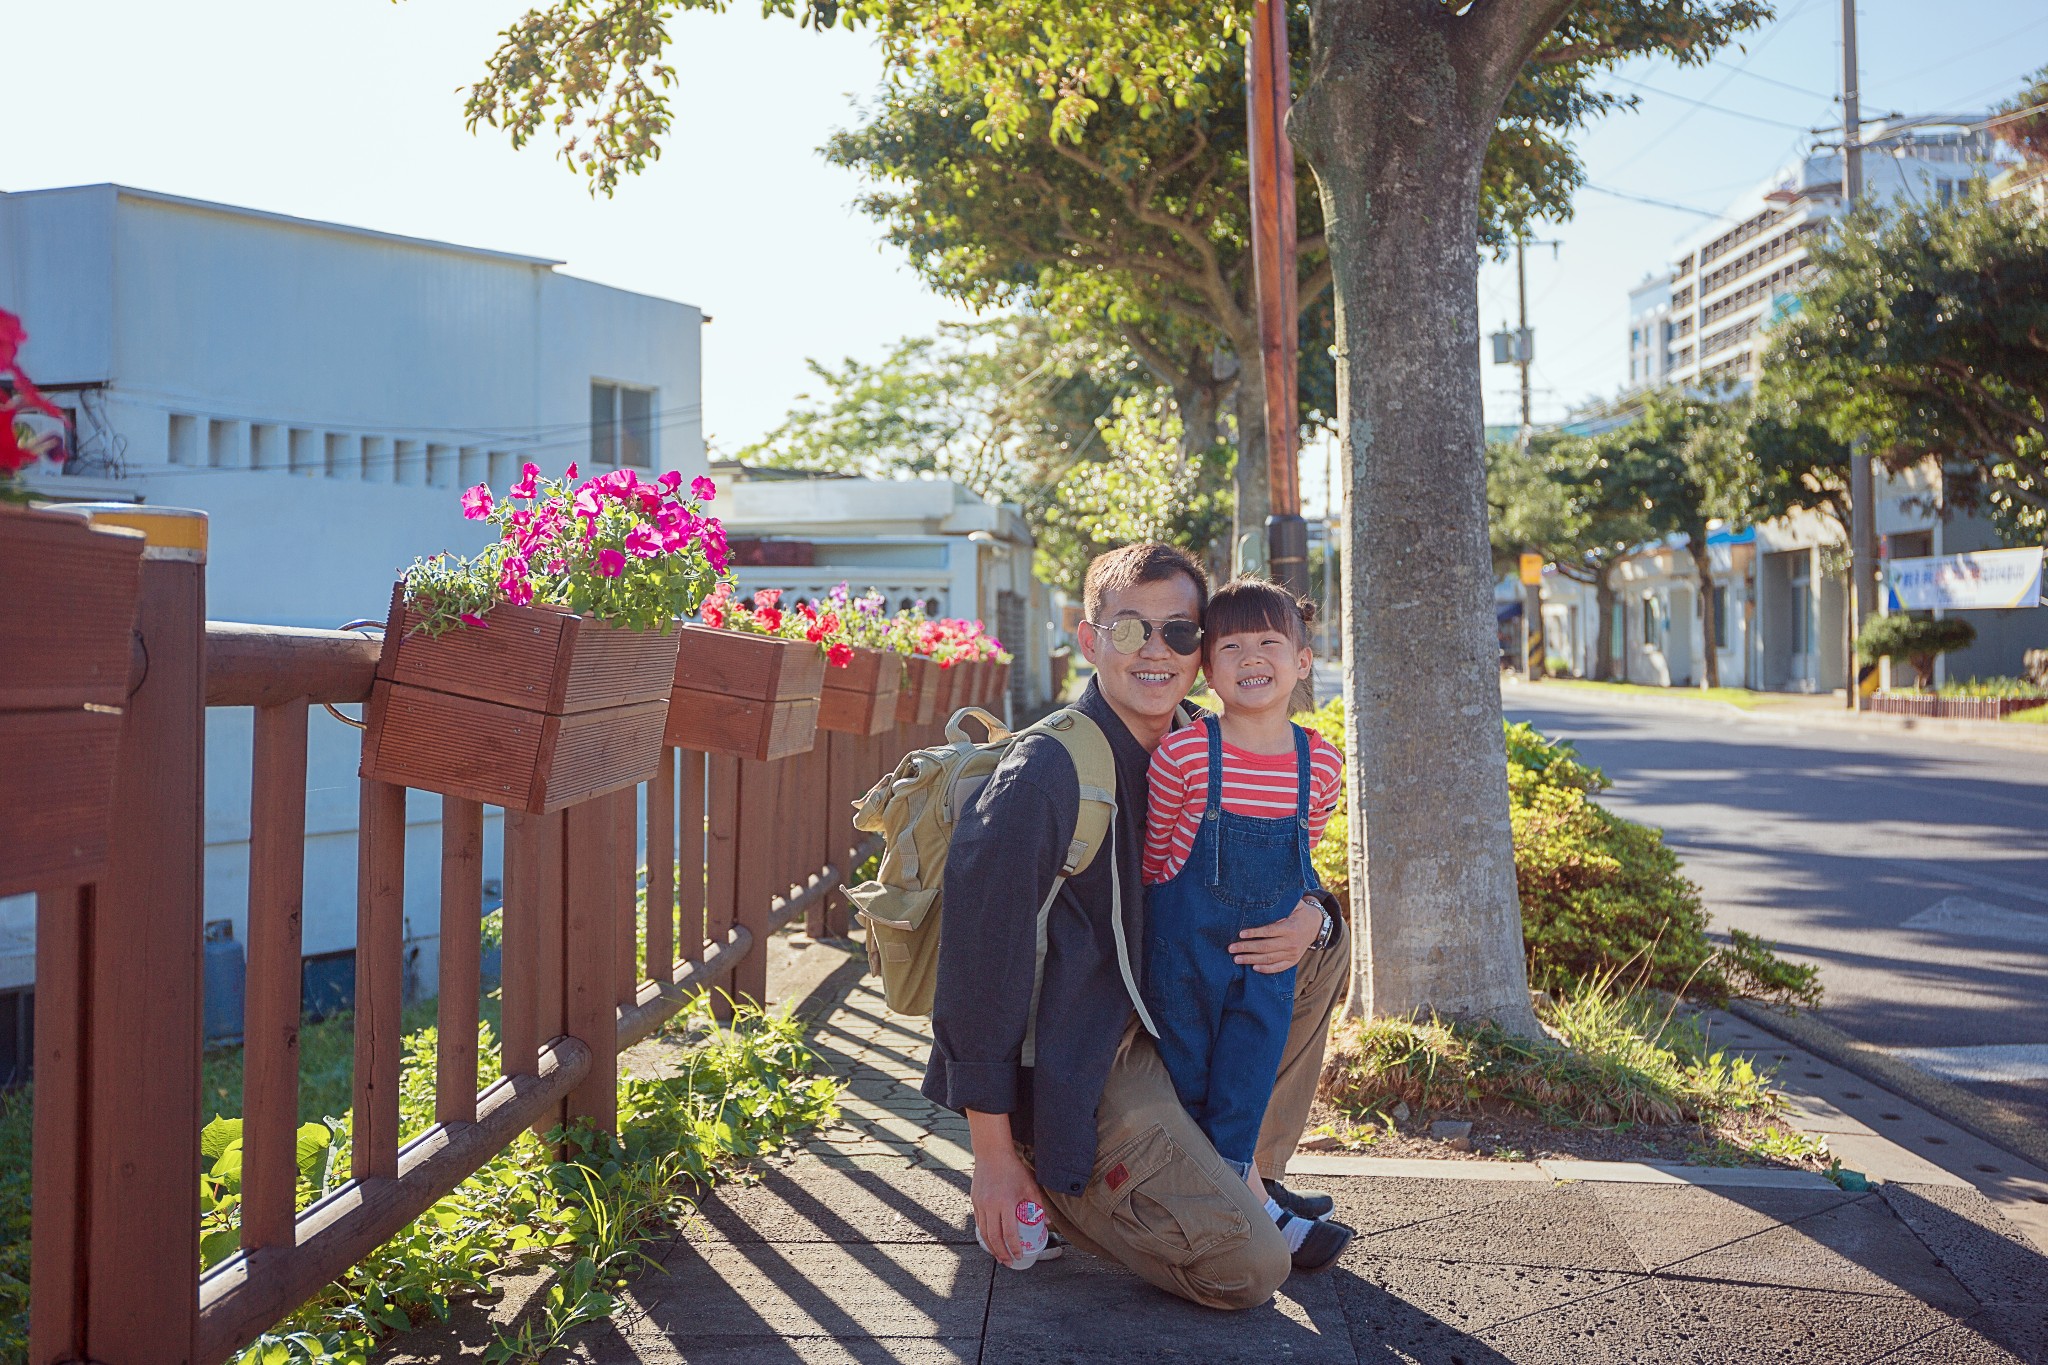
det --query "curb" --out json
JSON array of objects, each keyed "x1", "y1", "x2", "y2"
[
  {"x1": 1505, "y1": 681, "x2": 2048, "y2": 754},
  {"x1": 1285, "y1": 1153, "x2": 1837, "y2": 1190},
  {"x1": 1726, "y1": 999, "x2": 2048, "y2": 1175}
]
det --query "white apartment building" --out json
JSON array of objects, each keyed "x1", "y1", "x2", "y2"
[
  {"x1": 1653, "y1": 116, "x2": 2001, "y2": 390},
  {"x1": 0, "y1": 184, "x2": 706, "y2": 1029},
  {"x1": 1625, "y1": 270, "x2": 1675, "y2": 393}
]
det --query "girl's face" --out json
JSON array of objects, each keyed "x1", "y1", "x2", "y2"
[{"x1": 1206, "y1": 623, "x2": 1312, "y2": 719}]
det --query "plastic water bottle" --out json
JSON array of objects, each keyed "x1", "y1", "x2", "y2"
[
  {"x1": 977, "y1": 1199, "x2": 1052, "y2": 1268},
  {"x1": 1012, "y1": 1200, "x2": 1050, "y2": 1268}
]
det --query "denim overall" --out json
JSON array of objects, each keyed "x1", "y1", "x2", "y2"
[{"x1": 1143, "y1": 716, "x2": 1319, "y2": 1175}]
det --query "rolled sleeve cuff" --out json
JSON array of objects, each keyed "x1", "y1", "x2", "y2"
[{"x1": 939, "y1": 1059, "x2": 1021, "y2": 1115}]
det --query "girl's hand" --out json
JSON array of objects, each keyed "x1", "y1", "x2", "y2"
[
  {"x1": 966, "y1": 1109, "x2": 1043, "y2": 1266},
  {"x1": 1229, "y1": 896, "x2": 1324, "y2": 973}
]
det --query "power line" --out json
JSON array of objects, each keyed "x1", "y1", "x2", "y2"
[
  {"x1": 1582, "y1": 183, "x2": 1725, "y2": 217},
  {"x1": 1607, "y1": 74, "x2": 1820, "y2": 131}
]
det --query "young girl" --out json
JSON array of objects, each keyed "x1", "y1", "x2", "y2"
[{"x1": 1140, "y1": 577, "x2": 1346, "y2": 1259}]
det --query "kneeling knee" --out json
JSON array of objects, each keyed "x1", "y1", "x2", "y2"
[{"x1": 1184, "y1": 1235, "x2": 1290, "y2": 1311}]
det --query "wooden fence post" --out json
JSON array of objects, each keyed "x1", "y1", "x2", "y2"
[
  {"x1": 562, "y1": 795, "x2": 619, "y2": 1134},
  {"x1": 730, "y1": 758, "x2": 775, "y2": 1005},
  {"x1": 30, "y1": 506, "x2": 207, "y2": 1364}
]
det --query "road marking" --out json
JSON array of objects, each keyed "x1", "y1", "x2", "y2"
[
  {"x1": 1889, "y1": 1043, "x2": 2048, "y2": 1085},
  {"x1": 1900, "y1": 894, "x2": 2048, "y2": 945},
  {"x1": 1889, "y1": 861, "x2": 2048, "y2": 910}
]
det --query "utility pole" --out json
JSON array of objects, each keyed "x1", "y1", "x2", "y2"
[
  {"x1": 1247, "y1": 0, "x2": 1307, "y2": 599},
  {"x1": 1842, "y1": 0, "x2": 1877, "y2": 709},
  {"x1": 1516, "y1": 230, "x2": 1544, "y2": 678}
]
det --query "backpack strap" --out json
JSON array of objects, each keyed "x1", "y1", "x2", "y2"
[{"x1": 1016, "y1": 708, "x2": 1159, "y2": 1065}]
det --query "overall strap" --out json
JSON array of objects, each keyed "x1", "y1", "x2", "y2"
[
  {"x1": 1292, "y1": 722, "x2": 1313, "y2": 825},
  {"x1": 1202, "y1": 714, "x2": 1226, "y2": 817}
]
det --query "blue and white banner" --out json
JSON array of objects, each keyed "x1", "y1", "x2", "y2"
[{"x1": 1887, "y1": 547, "x2": 2045, "y2": 611}]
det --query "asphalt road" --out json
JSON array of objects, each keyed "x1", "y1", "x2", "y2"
[{"x1": 1495, "y1": 684, "x2": 2048, "y2": 1130}]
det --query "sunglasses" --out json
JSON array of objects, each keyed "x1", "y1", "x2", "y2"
[{"x1": 1086, "y1": 616, "x2": 1203, "y2": 657}]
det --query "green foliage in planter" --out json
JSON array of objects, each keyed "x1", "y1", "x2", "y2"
[
  {"x1": 0, "y1": 1090, "x2": 26, "y2": 1359},
  {"x1": 1855, "y1": 612, "x2": 1976, "y2": 689},
  {"x1": 1297, "y1": 699, "x2": 1818, "y2": 1008}
]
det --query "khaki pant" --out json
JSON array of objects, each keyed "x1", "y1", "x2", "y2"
[{"x1": 1031, "y1": 919, "x2": 1349, "y2": 1310}]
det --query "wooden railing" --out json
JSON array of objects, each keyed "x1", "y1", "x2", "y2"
[{"x1": 28, "y1": 529, "x2": 929, "y2": 1365}]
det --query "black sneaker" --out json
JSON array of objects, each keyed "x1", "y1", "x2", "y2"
[
  {"x1": 1289, "y1": 1216, "x2": 1355, "y2": 1273},
  {"x1": 1268, "y1": 1180, "x2": 1335, "y2": 1221}
]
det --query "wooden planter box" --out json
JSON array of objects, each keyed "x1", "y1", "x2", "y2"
[
  {"x1": 933, "y1": 660, "x2": 966, "y2": 718},
  {"x1": 666, "y1": 624, "x2": 823, "y2": 761},
  {"x1": 360, "y1": 585, "x2": 679, "y2": 814},
  {"x1": 1867, "y1": 693, "x2": 2048, "y2": 721},
  {"x1": 986, "y1": 659, "x2": 1011, "y2": 710},
  {"x1": 819, "y1": 646, "x2": 903, "y2": 736},
  {"x1": 895, "y1": 655, "x2": 940, "y2": 727},
  {"x1": 0, "y1": 506, "x2": 145, "y2": 896}
]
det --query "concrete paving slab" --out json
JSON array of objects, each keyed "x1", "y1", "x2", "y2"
[
  {"x1": 1322, "y1": 1175, "x2": 1553, "y2": 1239},
  {"x1": 981, "y1": 1251, "x2": 1351, "y2": 1365},
  {"x1": 1866, "y1": 1312, "x2": 2044, "y2": 1365},
  {"x1": 577, "y1": 1335, "x2": 984, "y2": 1364},
  {"x1": 1658, "y1": 1281, "x2": 1967, "y2": 1365},
  {"x1": 1471, "y1": 1280, "x2": 1703, "y2": 1365},
  {"x1": 1657, "y1": 1196, "x2": 1977, "y2": 1313},
  {"x1": 1350, "y1": 1183, "x2": 1643, "y2": 1273},
  {"x1": 1587, "y1": 1182, "x2": 1856, "y2": 1270},
  {"x1": 691, "y1": 1161, "x2": 974, "y2": 1245},
  {"x1": 1876, "y1": 1182, "x2": 2048, "y2": 1308},
  {"x1": 1823, "y1": 1132, "x2": 1974, "y2": 1187},
  {"x1": 1341, "y1": 1254, "x2": 1647, "y2": 1337},
  {"x1": 601, "y1": 1240, "x2": 992, "y2": 1343}
]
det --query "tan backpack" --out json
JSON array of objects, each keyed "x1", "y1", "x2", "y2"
[{"x1": 845, "y1": 705, "x2": 1156, "y2": 1060}]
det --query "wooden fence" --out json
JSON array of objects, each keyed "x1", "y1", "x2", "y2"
[{"x1": 26, "y1": 516, "x2": 946, "y2": 1364}]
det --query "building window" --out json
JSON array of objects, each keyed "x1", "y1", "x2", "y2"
[
  {"x1": 169, "y1": 414, "x2": 199, "y2": 466},
  {"x1": 1711, "y1": 586, "x2": 1729, "y2": 646},
  {"x1": 288, "y1": 428, "x2": 318, "y2": 474},
  {"x1": 208, "y1": 419, "x2": 245, "y2": 469},
  {"x1": 590, "y1": 382, "x2": 656, "y2": 468},
  {"x1": 325, "y1": 432, "x2": 358, "y2": 479}
]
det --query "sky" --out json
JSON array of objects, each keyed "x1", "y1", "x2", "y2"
[{"x1": 9, "y1": 0, "x2": 2047, "y2": 519}]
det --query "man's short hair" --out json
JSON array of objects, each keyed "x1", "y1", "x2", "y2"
[{"x1": 1083, "y1": 543, "x2": 1210, "y2": 623}]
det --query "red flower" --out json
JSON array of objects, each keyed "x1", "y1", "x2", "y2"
[
  {"x1": 756, "y1": 607, "x2": 783, "y2": 632},
  {"x1": 702, "y1": 603, "x2": 725, "y2": 629},
  {"x1": 827, "y1": 642, "x2": 854, "y2": 668}
]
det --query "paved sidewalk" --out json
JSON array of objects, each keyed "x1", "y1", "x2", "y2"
[{"x1": 560, "y1": 955, "x2": 2048, "y2": 1365}]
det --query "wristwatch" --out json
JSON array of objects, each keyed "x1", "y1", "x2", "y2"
[{"x1": 1307, "y1": 894, "x2": 1338, "y2": 952}]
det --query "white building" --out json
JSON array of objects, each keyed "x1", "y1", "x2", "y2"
[
  {"x1": 710, "y1": 466, "x2": 1055, "y2": 717},
  {"x1": 1625, "y1": 270, "x2": 1675, "y2": 394},
  {"x1": 1657, "y1": 116, "x2": 2002, "y2": 391},
  {"x1": 0, "y1": 185, "x2": 706, "y2": 1029}
]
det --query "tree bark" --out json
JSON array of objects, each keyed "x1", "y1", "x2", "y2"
[
  {"x1": 1292, "y1": 0, "x2": 1540, "y2": 1035},
  {"x1": 1593, "y1": 570, "x2": 1619, "y2": 682},
  {"x1": 1686, "y1": 533, "x2": 1721, "y2": 688}
]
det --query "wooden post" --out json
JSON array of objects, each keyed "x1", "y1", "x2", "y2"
[
  {"x1": 613, "y1": 787, "x2": 639, "y2": 1006},
  {"x1": 437, "y1": 796, "x2": 484, "y2": 1125},
  {"x1": 679, "y1": 749, "x2": 706, "y2": 966},
  {"x1": 646, "y1": 748, "x2": 675, "y2": 981},
  {"x1": 241, "y1": 698, "x2": 310, "y2": 1250},
  {"x1": 731, "y1": 758, "x2": 776, "y2": 1006},
  {"x1": 705, "y1": 754, "x2": 739, "y2": 1019},
  {"x1": 562, "y1": 797, "x2": 619, "y2": 1133},
  {"x1": 31, "y1": 506, "x2": 207, "y2": 1364},
  {"x1": 353, "y1": 778, "x2": 406, "y2": 1181}
]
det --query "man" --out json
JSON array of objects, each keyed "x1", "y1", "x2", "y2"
[{"x1": 921, "y1": 543, "x2": 1352, "y2": 1309}]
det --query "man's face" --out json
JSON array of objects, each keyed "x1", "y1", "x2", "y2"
[{"x1": 1078, "y1": 574, "x2": 1204, "y2": 729}]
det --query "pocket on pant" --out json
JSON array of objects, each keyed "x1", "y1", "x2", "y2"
[{"x1": 1094, "y1": 1123, "x2": 1250, "y2": 1268}]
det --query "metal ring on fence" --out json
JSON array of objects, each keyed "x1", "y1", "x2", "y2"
[{"x1": 321, "y1": 618, "x2": 387, "y2": 730}]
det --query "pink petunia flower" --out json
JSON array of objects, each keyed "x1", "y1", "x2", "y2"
[
  {"x1": 459, "y1": 612, "x2": 490, "y2": 629},
  {"x1": 625, "y1": 526, "x2": 660, "y2": 559},
  {"x1": 565, "y1": 462, "x2": 579, "y2": 480},
  {"x1": 509, "y1": 463, "x2": 541, "y2": 499},
  {"x1": 461, "y1": 484, "x2": 495, "y2": 519},
  {"x1": 658, "y1": 470, "x2": 682, "y2": 494},
  {"x1": 692, "y1": 475, "x2": 717, "y2": 503},
  {"x1": 596, "y1": 548, "x2": 626, "y2": 577}
]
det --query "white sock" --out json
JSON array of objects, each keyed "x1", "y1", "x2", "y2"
[{"x1": 1265, "y1": 1196, "x2": 1313, "y2": 1252}]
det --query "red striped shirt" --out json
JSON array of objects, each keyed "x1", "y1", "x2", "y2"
[{"x1": 1142, "y1": 723, "x2": 1343, "y2": 885}]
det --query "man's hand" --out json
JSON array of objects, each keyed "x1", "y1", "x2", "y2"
[
  {"x1": 966, "y1": 1109, "x2": 1044, "y2": 1267},
  {"x1": 1229, "y1": 896, "x2": 1325, "y2": 974}
]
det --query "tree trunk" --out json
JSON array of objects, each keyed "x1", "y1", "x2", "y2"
[
  {"x1": 1292, "y1": 0, "x2": 1540, "y2": 1034},
  {"x1": 1230, "y1": 343, "x2": 1271, "y2": 575},
  {"x1": 1176, "y1": 375, "x2": 1227, "y2": 461},
  {"x1": 1686, "y1": 534, "x2": 1721, "y2": 688},
  {"x1": 1593, "y1": 570, "x2": 1619, "y2": 682}
]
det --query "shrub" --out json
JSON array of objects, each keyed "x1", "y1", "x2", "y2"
[
  {"x1": 1856, "y1": 612, "x2": 1977, "y2": 690},
  {"x1": 1936, "y1": 675, "x2": 2046, "y2": 700},
  {"x1": 1297, "y1": 699, "x2": 1819, "y2": 1008}
]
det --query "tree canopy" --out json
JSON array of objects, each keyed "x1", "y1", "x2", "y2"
[{"x1": 1761, "y1": 195, "x2": 2048, "y2": 545}]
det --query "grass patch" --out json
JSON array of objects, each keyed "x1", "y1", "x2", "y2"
[
  {"x1": 1528, "y1": 678, "x2": 1777, "y2": 710},
  {"x1": 2007, "y1": 704, "x2": 2048, "y2": 725},
  {"x1": 1318, "y1": 978, "x2": 1823, "y2": 1168}
]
